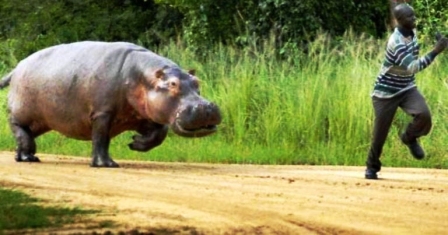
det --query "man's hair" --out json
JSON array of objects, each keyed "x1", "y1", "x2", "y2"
[{"x1": 393, "y1": 3, "x2": 413, "y2": 20}]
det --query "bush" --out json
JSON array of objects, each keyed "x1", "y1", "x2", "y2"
[
  {"x1": 0, "y1": 0, "x2": 182, "y2": 60},
  {"x1": 155, "y1": 0, "x2": 391, "y2": 56}
]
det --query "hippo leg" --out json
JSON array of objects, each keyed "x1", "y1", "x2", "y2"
[
  {"x1": 90, "y1": 113, "x2": 119, "y2": 168},
  {"x1": 8, "y1": 118, "x2": 45, "y2": 162},
  {"x1": 128, "y1": 121, "x2": 168, "y2": 152}
]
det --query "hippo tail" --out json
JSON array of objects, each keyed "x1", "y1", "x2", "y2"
[{"x1": 0, "y1": 71, "x2": 13, "y2": 89}]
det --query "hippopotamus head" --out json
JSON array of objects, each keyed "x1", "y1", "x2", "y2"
[{"x1": 133, "y1": 66, "x2": 221, "y2": 137}]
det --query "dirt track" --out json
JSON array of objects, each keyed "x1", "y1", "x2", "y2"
[{"x1": 0, "y1": 151, "x2": 447, "y2": 235}]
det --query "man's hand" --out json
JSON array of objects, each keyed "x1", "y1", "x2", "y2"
[
  {"x1": 433, "y1": 35, "x2": 448, "y2": 54},
  {"x1": 436, "y1": 32, "x2": 442, "y2": 41}
]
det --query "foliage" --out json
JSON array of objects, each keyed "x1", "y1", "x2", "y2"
[
  {"x1": 0, "y1": 0, "x2": 447, "y2": 168},
  {"x1": 0, "y1": 0, "x2": 446, "y2": 61},
  {"x1": 0, "y1": 0, "x2": 392, "y2": 60},
  {"x1": 0, "y1": 0, "x2": 182, "y2": 60},
  {"x1": 2, "y1": 33, "x2": 448, "y2": 168},
  {"x1": 155, "y1": 0, "x2": 391, "y2": 56},
  {"x1": 412, "y1": 0, "x2": 448, "y2": 40}
]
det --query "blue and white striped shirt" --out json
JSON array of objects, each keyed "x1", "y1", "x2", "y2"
[{"x1": 372, "y1": 28, "x2": 437, "y2": 98}]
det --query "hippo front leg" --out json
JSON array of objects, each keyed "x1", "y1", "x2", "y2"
[
  {"x1": 128, "y1": 122, "x2": 168, "y2": 152},
  {"x1": 91, "y1": 113, "x2": 119, "y2": 167}
]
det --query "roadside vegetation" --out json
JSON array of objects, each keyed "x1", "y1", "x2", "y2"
[
  {"x1": 1, "y1": 31, "x2": 447, "y2": 168},
  {"x1": 0, "y1": 187, "x2": 99, "y2": 231},
  {"x1": 0, "y1": 0, "x2": 447, "y2": 168}
]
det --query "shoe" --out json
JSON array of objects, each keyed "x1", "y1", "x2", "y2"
[
  {"x1": 400, "y1": 133, "x2": 425, "y2": 160},
  {"x1": 365, "y1": 168, "x2": 378, "y2": 180}
]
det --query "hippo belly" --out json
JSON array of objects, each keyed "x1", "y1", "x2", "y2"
[
  {"x1": 8, "y1": 79, "x2": 142, "y2": 140},
  {"x1": 8, "y1": 84, "x2": 93, "y2": 140}
]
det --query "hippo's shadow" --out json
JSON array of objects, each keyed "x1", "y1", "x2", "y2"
[
  {"x1": 120, "y1": 161, "x2": 218, "y2": 172},
  {"x1": 38, "y1": 156, "x2": 218, "y2": 173}
]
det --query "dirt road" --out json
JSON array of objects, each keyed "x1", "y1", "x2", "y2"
[{"x1": 0, "y1": 151, "x2": 447, "y2": 234}]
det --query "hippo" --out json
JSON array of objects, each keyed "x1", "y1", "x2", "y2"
[{"x1": 0, "y1": 41, "x2": 221, "y2": 167}]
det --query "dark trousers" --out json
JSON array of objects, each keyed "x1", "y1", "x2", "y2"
[{"x1": 366, "y1": 88, "x2": 432, "y2": 172}]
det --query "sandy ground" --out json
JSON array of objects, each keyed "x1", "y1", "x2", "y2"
[{"x1": 0, "y1": 151, "x2": 447, "y2": 235}]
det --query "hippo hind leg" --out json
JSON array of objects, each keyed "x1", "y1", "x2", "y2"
[
  {"x1": 128, "y1": 122, "x2": 168, "y2": 152},
  {"x1": 9, "y1": 118, "x2": 47, "y2": 162}
]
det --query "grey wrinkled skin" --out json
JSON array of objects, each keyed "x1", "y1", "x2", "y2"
[{"x1": 0, "y1": 41, "x2": 221, "y2": 167}]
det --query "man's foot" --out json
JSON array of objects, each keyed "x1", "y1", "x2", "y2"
[
  {"x1": 400, "y1": 133, "x2": 425, "y2": 160},
  {"x1": 15, "y1": 153, "x2": 40, "y2": 162},
  {"x1": 365, "y1": 168, "x2": 378, "y2": 180}
]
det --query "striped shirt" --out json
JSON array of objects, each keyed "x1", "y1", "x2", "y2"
[{"x1": 372, "y1": 28, "x2": 437, "y2": 98}]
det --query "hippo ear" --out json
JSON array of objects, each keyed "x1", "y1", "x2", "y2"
[
  {"x1": 188, "y1": 69, "x2": 196, "y2": 76},
  {"x1": 155, "y1": 69, "x2": 165, "y2": 79}
]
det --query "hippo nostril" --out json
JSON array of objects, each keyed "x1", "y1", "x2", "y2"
[
  {"x1": 206, "y1": 106, "x2": 214, "y2": 118},
  {"x1": 182, "y1": 105, "x2": 193, "y2": 115},
  {"x1": 192, "y1": 104, "x2": 199, "y2": 113}
]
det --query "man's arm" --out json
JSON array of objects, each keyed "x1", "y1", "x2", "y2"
[{"x1": 394, "y1": 36, "x2": 447, "y2": 74}]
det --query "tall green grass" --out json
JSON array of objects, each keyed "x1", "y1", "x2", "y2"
[{"x1": 1, "y1": 32, "x2": 448, "y2": 168}]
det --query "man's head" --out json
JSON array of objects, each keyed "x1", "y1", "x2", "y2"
[{"x1": 393, "y1": 3, "x2": 416, "y2": 30}]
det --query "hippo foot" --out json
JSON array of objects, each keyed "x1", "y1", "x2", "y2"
[
  {"x1": 90, "y1": 158, "x2": 119, "y2": 168},
  {"x1": 15, "y1": 154, "x2": 40, "y2": 162},
  {"x1": 128, "y1": 134, "x2": 151, "y2": 152},
  {"x1": 128, "y1": 142, "x2": 151, "y2": 152}
]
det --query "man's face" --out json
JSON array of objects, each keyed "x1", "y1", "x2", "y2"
[{"x1": 396, "y1": 6, "x2": 416, "y2": 30}]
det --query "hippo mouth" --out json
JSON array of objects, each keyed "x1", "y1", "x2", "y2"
[
  {"x1": 171, "y1": 119, "x2": 218, "y2": 137},
  {"x1": 170, "y1": 102, "x2": 221, "y2": 138}
]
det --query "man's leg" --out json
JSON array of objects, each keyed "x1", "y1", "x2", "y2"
[
  {"x1": 366, "y1": 96, "x2": 400, "y2": 179},
  {"x1": 399, "y1": 88, "x2": 432, "y2": 159}
]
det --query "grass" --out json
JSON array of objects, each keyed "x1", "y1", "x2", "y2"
[
  {"x1": 0, "y1": 187, "x2": 98, "y2": 231},
  {"x1": 1, "y1": 32, "x2": 448, "y2": 168}
]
